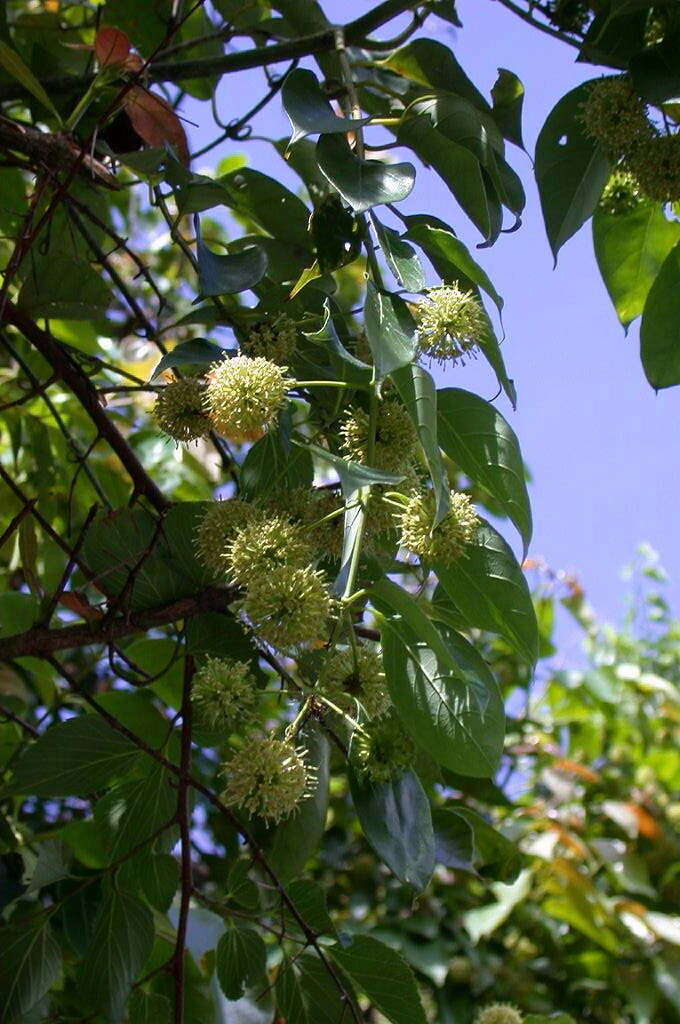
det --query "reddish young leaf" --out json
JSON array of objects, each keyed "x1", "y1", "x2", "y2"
[
  {"x1": 95, "y1": 27, "x2": 131, "y2": 69},
  {"x1": 123, "y1": 85, "x2": 190, "y2": 165}
]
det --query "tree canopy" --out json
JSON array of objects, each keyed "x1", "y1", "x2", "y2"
[{"x1": 0, "y1": 2, "x2": 679, "y2": 1022}]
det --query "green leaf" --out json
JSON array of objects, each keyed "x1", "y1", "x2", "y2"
[
  {"x1": 284, "y1": 879, "x2": 337, "y2": 939},
  {"x1": 380, "y1": 38, "x2": 490, "y2": 114},
  {"x1": 128, "y1": 990, "x2": 173, "y2": 1024},
  {"x1": 296, "y1": 952, "x2": 358, "y2": 1024},
  {"x1": 242, "y1": 428, "x2": 314, "y2": 499},
  {"x1": 194, "y1": 213, "x2": 267, "y2": 295},
  {"x1": 276, "y1": 958, "x2": 309, "y2": 1024},
  {"x1": 391, "y1": 363, "x2": 450, "y2": 525},
  {"x1": 364, "y1": 282, "x2": 417, "y2": 380},
  {"x1": 18, "y1": 255, "x2": 112, "y2": 320},
  {"x1": 101, "y1": 766, "x2": 176, "y2": 861},
  {"x1": 593, "y1": 203, "x2": 680, "y2": 329},
  {"x1": 330, "y1": 935, "x2": 427, "y2": 1024},
  {"x1": 316, "y1": 134, "x2": 415, "y2": 213},
  {"x1": 3, "y1": 714, "x2": 144, "y2": 797},
  {"x1": 0, "y1": 918, "x2": 61, "y2": 1022},
  {"x1": 309, "y1": 195, "x2": 362, "y2": 274},
  {"x1": 463, "y1": 867, "x2": 532, "y2": 942},
  {"x1": 525, "y1": 1016, "x2": 577, "y2": 1024},
  {"x1": 150, "y1": 338, "x2": 225, "y2": 380},
  {"x1": 293, "y1": 439, "x2": 405, "y2": 492},
  {"x1": 27, "y1": 838, "x2": 72, "y2": 892},
  {"x1": 371, "y1": 578, "x2": 504, "y2": 777},
  {"x1": 372, "y1": 215, "x2": 425, "y2": 292},
  {"x1": 267, "y1": 721, "x2": 330, "y2": 881},
  {"x1": 119, "y1": 852, "x2": 179, "y2": 913},
  {"x1": 348, "y1": 765, "x2": 435, "y2": 891},
  {"x1": 0, "y1": 40, "x2": 61, "y2": 121},
  {"x1": 79, "y1": 888, "x2": 155, "y2": 1020},
  {"x1": 447, "y1": 806, "x2": 524, "y2": 882},
  {"x1": 535, "y1": 81, "x2": 611, "y2": 259},
  {"x1": 491, "y1": 68, "x2": 525, "y2": 149},
  {"x1": 211, "y1": 167, "x2": 313, "y2": 250},
  {"x1": 283, "y1": 67, "x2": 371, "y2": 146},
  {"x1": 404, "y1": 217, "x2": 504, "y2": 315},
  {"x1": 216, "y1": 926, "x2": 267, "y2": 1000},
  {"x1": 431, "y1": 808, "x2": 476, "y2": 872},
  {"x1": 435, "y1": 520, "x2": 539, "y2": 665},
  {"x1": 640, "y1": 240, "x2": 680, "y2": 389},
  {"x1": 437, "y1": 387, "x2": 531, "y2": 554}
]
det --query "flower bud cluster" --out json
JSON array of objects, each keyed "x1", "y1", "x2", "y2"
[
  {"x1": 474, "y1": 1005, "x2": 524, "y2": 1024},
  {"x1": 242, "y1": 314, "x2": 298, "y2": 365},
  {"x1": 415, "y1": 285, "x2": 487, "y2": 365},
  {"x1": 192, "y1": 656, "x2": 258, "y2": 731},
  {"x1": 353, "y1": 712, "x2": 416, "y2": 783},
  {"x1": 153, "y1": 377, "x2": 212, "y2": 443},
  {"x1": 319, "y1": 645, "x2": 390, "y2": 720},
  {"x1": 397, "y1": 488, "x2": 480, "y2": 564},
  {"x1": 221, "y1": 736, "x2": 316, "y2": 823},
  {"x1": 340, "y1": 400, "x2": 418, "y2": 473}
]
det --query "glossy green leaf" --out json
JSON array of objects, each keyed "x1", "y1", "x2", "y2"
[
  {"x1": 294, "y1": 439, "x2": 405, "y2": 492},
  {"x1": 194, "y1": 213, "x2": 267, "y2": 295},
  {"x1": 316, "y1": 134, "x2": 415, "y2": 213},
  {"x1": 27, "y1": 838, "x2": 72, "y2": 892},
  {"x1": 216, "y1": 167, "x2": 313, "y2": 250},
  {"x1": 216, "y1": 926, "x2": 267, "y2": 1000},
  {"x1": 391, "y1": 363, "x2": 449, "y2": 524},
  {"x1": 330, "y1": 935, "x2": 427, "y2": 1024},
  {"x1": 437, "y1": 387, "x2": 531, "y2": 554},
  {"x1": 283, "y1": 67, "x2": 371, "y2": 146},
  {"x1": 150, "y1": 338, "x2": 225, "y2": 380},
  {"x1": 0, "y1": 918, "x2": 61, "y2": 1022},
  {"x1": 310, "y1": 194, "x2": 362, "y2": 274},
  {"x1": 593, "y1": 203, "x2": 680, "y2": 329},
  {"x1": 380, "y1": 38, "x2": 490, "y2": 114},
  {"x1": 491, "y1": 68, "x2": 525, "y2": 148},
  {"x1": 640, "y1": 241, "x2": 680, "y2": 389},
  {"x1": 0, "y1": 39, "x2": 60, "y2": 120},
  {"x1": 372, "y1": 215, "x2": 425, "y2": 292},
  {"x1": 348, "y1": 765, "x2": 435, "y2": 891},
  {"x1": 372, "y1": 578, "x2": 505, "y2": 777},
  {"x1": 435, "y1": 520, "x2": 538, "y2": 665},
  {"x1": 535, "y1": 81, "x2": 611, "y2": 259},
  {"x1": 364, "y1": 282, "x2": 417, "y2": 380},
  {"x1": 3, "y1": 714, "x2": 144, "y2": 797},
  {"x1": 128, "y1": 990, "x2": 173, "y2": 1024},
  {"x1": 79, "y1": 888, "x2": 154, "y2": 1020}
]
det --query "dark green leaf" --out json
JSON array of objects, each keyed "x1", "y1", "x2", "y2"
[
  {"x1": 18, "y1": 255, "x2": 111, "y2": 320},
  {"x1": 102, "y1": 766, "x2": 176, "y2": 861},
  {"x1": 242, "y1": 427, "x2": 314, "y2": 499},
  {"x1": 432, "y1": 808, "x2": 476, "y2": 872},
  {"x1": 364, "y1": 282, "x2": 417, "y2": 380},
  {"x1": 216, "y1": 167, "x2": 313, "y2": 250},
  {"x1": 316, "y1": 134, "x2": 415, "y2": 213},
  {"x1": 330, "y1": 935, "x2": 427, "y2": 1024},
  {"x1": 391, "y1": 363, "x2": 449, "y2": 525},
  {"x1": 0, "y1": 918, "x2": 61, "y2": 1022},
  {"x1": 380, "y1": 39, "x2": 490, "y2": 114},
  {"x1": 194, "y1": 213, "x2": 267, "y2": 296},
  {"x1": 640, "y1": 241, "x2": 680, "y2": 389},
  {"x1": 437, "y1": 387, "x2": 531, "y2": 554},
  {"x1": 631, "y1": 34, "x2": 680, "y2": 104},
  {"x1": 349, "y1": 765, "x2": 435, "y2": 891},
  {"x1": 79, "y1": 888, "x2": 155, "y2": 1020},
  {"x1": 491, "y1": 68, "x2": 525, "y2": 149},
  {"x1": 283, "y1": 67, "x2": 371, "y2": 146},
  {"x1": 535, "y1": 81, "x2": 611, "y2": 259},
  {"x1": 128, "y1": 989, "x2": 172, "y2": 1024},
  {"x1": 0, "y1": 39, "x2": 60, "y2": 120},
  {"x1": 296, "y1": 952, "x2": 358, "y2": 1024},
  {"x1": 310, "y1": 195, "x2": 362, "y2": 274},
  {"x1": 436, "y1": 520, "x2": 539, "y2": 665},
  {"x1": 372, "y1": 215, "x2": 425, "y2": 292},
  {"x1": 593, "y1": 203, "x2": 680, "y2": 329},
  {"x1": 293, "y1": 439, "x2": 405, "y2": 492},
  {"x1": 276, "y1": 958, "x2": 309, "y2": 1024},
  {"x1": 447, "y1": 806, "x2": 523, "y2": 882},
  {"x1": 215, "y1": 926, "x2": 267, "y2": 1000},
  {"x1": 285, "y1": 879, "x2": 337, "y2": 938},
  {"x1": 3, "y1": 715, "x2": 144, "y2": 797},
  {"x1": 150, "y1": 338, "x2": 225, "y2": 380},
  {"x1": 27, "y1": 838, "x2": 72, "y2": 892},
  {"x1": 119, "y1": 852, "x2": 179, "y2": 913}
]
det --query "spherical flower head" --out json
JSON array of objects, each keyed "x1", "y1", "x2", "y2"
[
  {"x1": 243, "y1": 314, "x2": 298, "y2": 365},
  {"x1": 319, "y1": 646, "x2": 390, "y2": 719},
  {"x1": 353, "y1": 712, "x2": 415, "y2": 783},
  {"x1": 474, "y1": 1004, "x2": 524, "y2": 1024},
  {"x1": 195, "y1": 499, "x2": 260, "y2": 578},
  {"x1": 204, "y1": 356, "x2": 289, "y2": 443},
  {"x1": 153, "y1": 377, "x2": 212, "y2": 443},
  {"x1": 415, "y1": 285, "x2": 486, "y2": 365},
  {"x1": 340, "y1": 400, "x2": 418, "y2": 473},
  {"x1": 398, "y1": 489, "x2": 479, "y2": 564},
  {"x1": 629, "y1": 134, "x2": 680, "y2": 203},
  {"x1": 599, "y1": 169, "x2": 644, "y2": 215},
  {"x1": 221, "y1": 737, "x2": 316, "y2": 823},
  {"x1": 242, "y1": 564, "x2": 333, "y2": 649},
  {"x1": 581, "y1": 76, "x2": 653, "y2": 158},
  {"x1": 225, "y1": 514, "x2": 315, "y2": 587},
  {"x1": 192, "y1": 656, "x2": 257, "y2": 731}
]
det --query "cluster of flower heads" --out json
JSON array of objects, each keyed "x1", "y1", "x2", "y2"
[
  {"x1": 396, "y1": 488, "x2": 480, "y2": 564},
  {"x1": 221, "y1": 736, "x2": 316, "y2": 824},
  {"x1": 192, "y1": 656, "x2": 258, "y2": 731},
  {"x1": 474, "y1": 1005, "x2": 524, "y2": 1024},
  {"x1": 340, "y1": 399, "x2": 418, "y2": 473},
  {"x1": 353, "y1": 711, "x2": 416, "y2": 784},
  {"x1": 582, "y1": 75, "x2": 680, "y2": 206},
  {"x1": 241, "y1": 314, "x2": 298, "y2": 365},
  {"x1": 153, "y1": 354, "x2": 290, "y2": 446},
  {"x1": 414, "y1": 284, "x2": 487, "y2": 365},
  {"x1": 318, "y1": 645, "x2": 391, "y2": 720}
]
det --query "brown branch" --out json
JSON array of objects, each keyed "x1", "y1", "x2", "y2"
[
  {"x1": 0, "y1": 302, "x2": 169, "y2": 512},
  {"x1": 0, "y1": 703, "x2": 39, "y2": 738},
  {"x1": 0, "y1": 500, "x2": 36, "y2": 551},
  {"x1": 0, "y1": 115, "x2": 119, "y2": 189}
]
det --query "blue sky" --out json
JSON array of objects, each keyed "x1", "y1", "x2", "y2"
[{"x1": 185, "y1": 1, "x2": 679, "y2": 656}]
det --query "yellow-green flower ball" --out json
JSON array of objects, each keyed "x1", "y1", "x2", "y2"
[
  {"x1": 353, "y1": 712, "x2": 415, "y2": 784},
  {"x1": 195, "y1": 499, "x2": 260, "y2": 578},
  {"x1": 340, "y1": 400, "x2": 418, "y2": 472},
  {"x1": 629, "y1": 133, "x2": 680, "y2": 202},
  {"x1": 474, "y1": 1004, "x2": 524, "y2": 1024},
  {"x1": 319, "y1": 645, "x2": 390, "y2": 719},
  {"x1": 204, "y1": 356, "x2": 289, "y2": 443},
  {"x1": 192, "y1": 657, "x2": 257, "y2": 730},
  {"x1": 242, "y1": 314, "x2": 298, "y2": 365},
  {"x1": 415, "y1": 285, "x2": 487, "y2": 365},
  {"x1": 153, "y1": 377, "x2": 212, "y2": 443},
  {"x1": 581, "y1": 76, "x2": 653, "y2": 158},
  {"x1": 225, "y1": 514, "x2": 315, "y2": 587},
  {"x1": 221, "y1": 737, "x2": 316, "y2": 823},
  {"x1": 398, "y1": 489, "x2": 479, "y2": 564},
  {"x1": 242, "y1": 565, "x2": 333, "y2": 649},
  {"x1": 599, "y1": 169, "x2": 644, "y2": 215}
]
